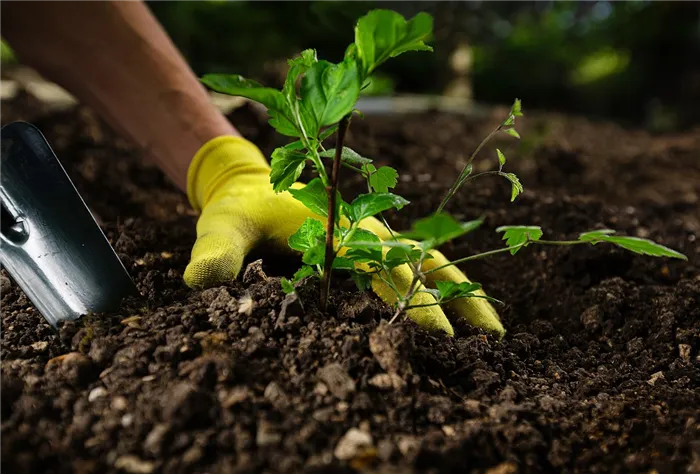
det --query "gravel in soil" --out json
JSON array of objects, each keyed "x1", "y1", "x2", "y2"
[{"x1": 1, "y1": 93, "x2": 699, "y2": 474}]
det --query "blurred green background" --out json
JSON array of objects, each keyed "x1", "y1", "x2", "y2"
[{"x1": 3, "y1": 1, "x2": 700, "y2": 131}]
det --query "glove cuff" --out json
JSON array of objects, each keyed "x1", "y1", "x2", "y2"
[{"x1": 187, "y1": 135, "x2": 269, "y2": 212}]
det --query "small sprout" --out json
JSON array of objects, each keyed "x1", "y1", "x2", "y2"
[{"x1": 201, "y1": 9, "x2": 687, "y2": 334}]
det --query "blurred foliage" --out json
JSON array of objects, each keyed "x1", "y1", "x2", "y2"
[
  {"x1": 2, "y1": 1, "x2": 697, "y2": 130},
  {"x1": 1, "y1": 39, "x2": 16, "y2": 64},
  {"x1": 147, "y1": 1, "x2": 700, "y2": 130}
]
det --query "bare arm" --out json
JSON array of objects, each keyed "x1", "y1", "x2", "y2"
[{"x1": 1, "y1": 0, "x2": 240, "y2": 192}]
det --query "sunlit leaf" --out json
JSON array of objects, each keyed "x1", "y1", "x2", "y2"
[
  {"x1": 401, "y1": 213, "x2": 483, "y2": 249},
  {"x1": 579, "y1": 230, "x2": 687, "y2": 260},
  {"x1": 269, "y1": 147, "x2": 307, "y2": 192}
]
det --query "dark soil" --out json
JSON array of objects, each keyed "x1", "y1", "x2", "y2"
[{"x1": 2, "y1": 90, "x2": 699, "y2": 474}]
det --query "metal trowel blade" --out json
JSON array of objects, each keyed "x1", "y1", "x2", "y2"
[{"x1": 1, "y1": 121, "x2": 139, "y2": 327}]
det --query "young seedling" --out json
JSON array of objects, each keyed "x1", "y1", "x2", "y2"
[{"x1": 201, "y1": 9, "x2": 687, "y2": 325}]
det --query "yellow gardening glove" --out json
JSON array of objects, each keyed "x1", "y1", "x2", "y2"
[{"x1": 185, "y1": 136, "x2": 504, "y2": 338}]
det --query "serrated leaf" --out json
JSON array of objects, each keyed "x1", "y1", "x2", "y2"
[
  {"x1": 496, "y1": 225, "x2": 542, "y2": 255},
  {"x1": 401, "y1": 213, "x2": 483, "y2": 249},
  {"x1": 292, "y1": 265, "x2": 316, "y2": 283},
  {"x1": 319, "y1": 146, "x2": 373, "y2": 166},
  {"x1": 269, "y1": 148, "x2": 307, "y2": 192},
  {"x1": 504, "y1": 128, "x2": 521, "y2": 139},
  {"x1": 355, "y1": 9, "x2": 434, "y2": 76},
  {"x1": 510, "y1": 98, "x2": 523, "y2": 117},
  {"x1": 268, "y1": 109, "x2": 301, "y2": 137},
  {"x1": 503, "y1": 116, "x2": 515, "y2": 127},
  {"x1": 579, "y1": 230, "x2": 687, "y2": 260},
  {"x1": 348, "y1": 193, "x2": 409, "y2": 222},
  {"x1": 288, "y1": 218, "x2": 325, "y2": 252},
  {"x1": 369, "y1": 166, "x2": 398, "y2": 193},
  {"x1": 280, "y1": 278, "x2": 295, "y2": 294},
  {"x1": 300, "y1": 58, "x2": 360, "y2": 129},
  {"x1": 288, "y1": 178, "x2": 328, "y2": 217},
  {"x1": 500, "y1": 172, "x2": 523, "y2": 202},
  {"x1": 497, "y1": 149, "x2": 506, "y2": 170}
]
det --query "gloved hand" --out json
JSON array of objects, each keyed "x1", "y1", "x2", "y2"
[{"x1": 185, "y1": 136, "x2": 504, "y2": 338}]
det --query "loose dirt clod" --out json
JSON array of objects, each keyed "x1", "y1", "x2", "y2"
[
  {"x1": 334, "y1": 427, "x2": 373, "y2": 460},
  {"x1": 317, "y1": 363, "x2": 356, "y2": 400}
]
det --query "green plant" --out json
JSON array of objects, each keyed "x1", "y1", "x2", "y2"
[{"x1": 201, "y1": 9, "x2": 687, "y2": 322}]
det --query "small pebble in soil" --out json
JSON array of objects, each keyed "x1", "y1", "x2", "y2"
[
  {"x1": 0, "y1": 274, "x2": 12, "y2": 294},
  {"x1": 580, "y1": 305, "x2": 603, "y2": 332},
  {"x1": 264, "y1": 381, "x2": 289, "y2": 410},
  {"x1": 88, "y1": 386, "x2": 108, "y2": 402},
  {"x1": 317, "y1": 363, "x2": 356, "y2": 400},
  {"x1": 678, "y1": 344, "x2": 691, "y2": 361},
  {"x1": 647, "y1": 371, "x2": 665, "y2": 386},
  {"x1": 334, "y1": 427, "x2": 373, "y2": 461},
  {"x1": 113, "y1": 455, "x2": 155, "y2": 474},
  {"x1": 46, "y1": 352, "x2": 95, "y2": 387}
]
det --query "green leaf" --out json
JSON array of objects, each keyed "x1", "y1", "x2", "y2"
[
  {"x1": 501, "y1": 172, "x2": 523, "y2": 202},
  {"x1": 510, "y1": 98, "x2": 523, "y2": 117},
  {"x1": 385, "y1": 245, "x2": 422, "y2": 269},
  {"x1": 579, "y1": 230, "x2": 687, "y2": 260},
  {"x1": 401, "y1": 213, "x2": 483, "y2": 249},
  {"x1": 332, "y1": 257, "x2": 355, "y2": 270},
  {"x1": 435, "y1": 281, "x2": 481, "y2": 300},
  {"x1": 350, "y1": 271, "x2": 373, "y2": 291},
  {"x1": 269, "y1": 147, "x2": 307, "y2": 192},
  {"x1": 368, "y1": 165, "x2": 398, "y2": 193},
  {"x1": 348, "y1": 193, "x2": 409, "y2": 222},
  {"x1": 355, "y1": 10, "x2": 433, "y2": 76},
  {"x1": 303, "y1": 243, "x2": 326, "y2": 266},
  {"x1": 319, "y1": 124, "x2": 339, "y2": 142},
  {"x1": 497, "y1": 149, "x2": 506, "y2": 170},
  {"x1": 504, "y1": 128, "x2": 521, "y2": 139},
  {"x1": 281, "y1": 278, "x2": 295, "y2": 294},
  {"x1": 496, "y1": 225, "x2": 542, "y2": 255},
  {"x1": 268, "y1": 109, "x2": 301, "y2": 137},
  {"x1": 301, "y1": 58, "x2": 361, "y2": 129},
  {"x1": 319, "y1": 146, "x2": 373, "y2": 166},
  {"x1": 343, "y1": 229, "x2": 383, "y2": 264},
  {"x1": 288, "y1": 218, "x2": 326, "y2": 252},
  {"x1": 282, "y1": 49, "x2": 319, "y2": 137},
  {"x1": 434, "y1": 281, "x2": 502, "y2": 304},
  {"x1": 201, "y1": 74, "x2": 298, "y2": 137},
  {"x1": 293, "y1": 265, "x2": 316, "y2": 283},
  {"x1": 201, "y1": 74, "x2": 285, "y2": 111},
  {"x1": 283, "y1": 140, "x2": 305, "y2": 151},
  {"x1": 288, "y1": 178, "x2": 328, "y2": 217}
]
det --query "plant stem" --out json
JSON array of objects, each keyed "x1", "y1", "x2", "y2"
[
  {"x1": 320, "y1": 114, "x2": 351, "y2": 311},
  {"x1": 424, "y1": 239, "x2": 587, "y2": 275},
  {"x1": 435, "y1": 125, "x2": 502, "y2": 214}
]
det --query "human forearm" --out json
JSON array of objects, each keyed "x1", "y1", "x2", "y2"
[{"x1": 1, "y1": 0, "x2": 239, "y2": 192}]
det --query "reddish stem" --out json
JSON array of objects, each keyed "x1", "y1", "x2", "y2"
[{"x1": 320, "y1": 115, "x2": 350, "y2": 311}]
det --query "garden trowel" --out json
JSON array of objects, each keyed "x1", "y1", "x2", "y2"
[{"x1": 1, "y1": 121, "x2": 138, "y2": 327}]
